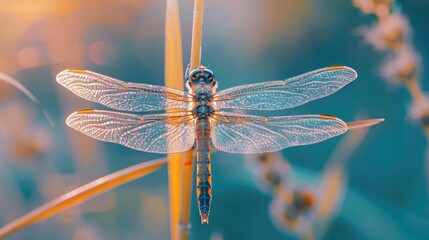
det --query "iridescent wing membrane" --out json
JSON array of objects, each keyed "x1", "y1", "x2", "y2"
[
  {"x1": 57, "y1": 69, "x2": 195, "y2": 153},
  {"x1": 210, "y1": 66, "x2": 357, "y2": 153},
  {"x1": 211, "y1": 111, "x2": 347, "y2": 154},
  {"x1": 56, "y1": 68, "x2": 191, "y2": 112},
  {"x1": 213, "y1": 66, "x2": 357, "y2": 110},
  {"x1": 66, "y1": 109, "x2": 195, "y2": 153},
  {"x1": 57, "y1": 66, "x2": 357, "y2": 154}
]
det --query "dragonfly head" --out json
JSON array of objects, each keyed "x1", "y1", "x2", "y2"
[{"x1": 186, "y1": 65, "x2": 216, "y2": 87}]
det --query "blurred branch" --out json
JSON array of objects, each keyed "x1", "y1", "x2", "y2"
[
  {"x1": 0, "y1": 158, "x2": 167, "y2": 239},
  {"x1": 353, "y1": 0, "x2": 429, "y2": 193}
]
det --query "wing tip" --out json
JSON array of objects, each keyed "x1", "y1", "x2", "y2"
[
  {"x1": 56, "y1": 68, "x2": 88, "y2": 82},
  {"x1": 326, "y1": 65, "x2": 358, "y2": 79},
  {"x1": 65, "y1": 109, "x2": 96, "y2": 128},
  {"x1": 320, "y1": 114, "x2": 348, "y2": 132}
]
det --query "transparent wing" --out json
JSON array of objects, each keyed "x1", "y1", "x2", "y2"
[
  {"x1": 211, "y1": 111, "x2": 347, "y2": 154},
  {"x1": 56, "y1": 69, "x2": 191, "y2": 112},
  {"x1": 213, "y1": 66, "x2": 357, "y2": 110},
  {"x1": 66, "y1": 109, "x2": 195, "y2": 153}
]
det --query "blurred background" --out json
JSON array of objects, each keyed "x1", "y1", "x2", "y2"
[{"x1": 0, "y1": 0, "x2": 428, "y2": 239}]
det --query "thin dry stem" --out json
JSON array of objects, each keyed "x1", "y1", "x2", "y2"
[{"x1": 0, "y1": 158, "x2": 167, "y2": 239}]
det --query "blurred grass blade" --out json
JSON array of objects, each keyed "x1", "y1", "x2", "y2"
[
  {"x1": 0, "y1": 158, "x2": 167, "y2": 239},
  {"x1": 0, "y1": 71, "x2": 54, "y2": 127}
]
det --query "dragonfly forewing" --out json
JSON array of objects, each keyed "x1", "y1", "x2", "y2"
[
  {"x1": 56, "y1": 69, "x2": 191, "y2": 112},
  {"x1": 213, "y1": 66, "x2": 357, "y2": 111},
  {"x1": 210, "y1": 111, "x2": 348, "y2": 154},
  {"x1": 66, "y1": 109, "x2": 195, "y2": 153}
]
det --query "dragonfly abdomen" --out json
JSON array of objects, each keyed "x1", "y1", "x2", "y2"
[{"x1": 195, "y1": 118, "x2": 212, "y2": 224}]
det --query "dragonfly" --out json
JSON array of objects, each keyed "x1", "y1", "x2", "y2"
[{"x1": 56, "y1": 65, "x2": 382, "y2": 224}]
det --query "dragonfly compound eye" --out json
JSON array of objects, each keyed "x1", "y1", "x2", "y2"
[
  {"x1": 204, "y1": 69, "x2": 215, "y2": 82},
  {"x1": 187, "y1": 69, "x2": 200, "y2": 81}
]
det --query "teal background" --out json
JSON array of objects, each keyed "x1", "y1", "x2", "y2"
[{"x1": 0, "y1": 0, "x2": 428, "y2": 239}]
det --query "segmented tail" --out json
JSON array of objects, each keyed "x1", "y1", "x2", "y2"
[{"x1": 195, "y1": 118, "x2": 212, "y2": 224}]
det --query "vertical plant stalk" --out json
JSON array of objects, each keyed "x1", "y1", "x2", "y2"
[
  {"x1": 0, "y1": 158, "x2": 168, "y2": 239},
  {"x1": 164, "y1": 1, "x2": 194, "y2": 240},
  {"x1": 178, "y1": 150, "x2": 194, "y2": 239}
]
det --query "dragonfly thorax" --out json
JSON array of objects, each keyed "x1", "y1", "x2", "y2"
[
  {"x1": 193, "y1": 90, "x2": 212, "y2": 104},
  {"x1": 193, "y1": 90, "x2": 214, "y2": 118},
  {"x1": 194, "y1": 105, "x2": 213, "y2": 118}
]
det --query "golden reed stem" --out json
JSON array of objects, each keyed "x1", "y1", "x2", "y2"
[
  {"x1": 164, "y1": 0, "x2": 195, "y2": 239},
  {"x1": 178, "y1": 150, "x2": 194, "y2": 239},
  {"x1": 165, "y1": 0, "x2": 184, "y2": 239}
]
